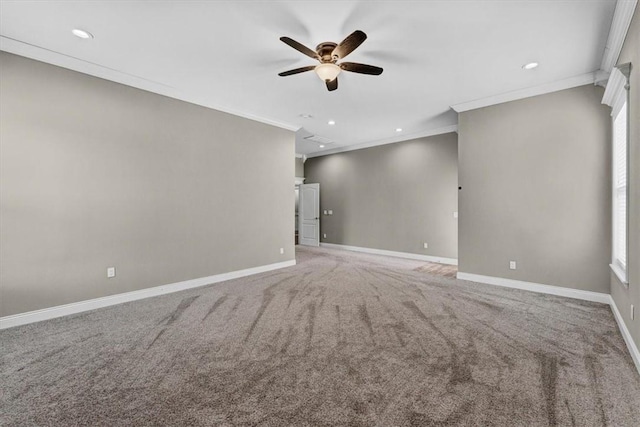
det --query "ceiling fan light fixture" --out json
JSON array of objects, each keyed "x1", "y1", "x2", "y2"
[
  {"x1": 315, "y1": 63, "x2": 341, "y2": 82},
  {"x1": 278, "y1": 31, "x2": 382, "y2": 91}
]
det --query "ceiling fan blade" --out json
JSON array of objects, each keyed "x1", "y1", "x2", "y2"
[
  {"x1": 339, "y1": 62, "x2": 383, "y2": 75},
  {"x1": 280, "y1": 37, "x2": 319, "y2": 60},
  {"x1": 332, "y1": 30, "x2": 367, "y2": 60},
  {"x1": 326, "y1": 78, "x2": 338, "y2": 91},
  {"x1": 278, "y1": 66, "x2": 316, "y2": 77}
]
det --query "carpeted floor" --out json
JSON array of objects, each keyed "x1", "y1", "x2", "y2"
[
  {"x1": 1, "y1": 246, "x2": 639, "y2": 426},
  {"x1": 413, "y1": 261, "x2": 458, "y2": 279}
]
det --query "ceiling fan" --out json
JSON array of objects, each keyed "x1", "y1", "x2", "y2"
[{"x1": 278, "y1": 30, "x2": 383, "y2": 92}]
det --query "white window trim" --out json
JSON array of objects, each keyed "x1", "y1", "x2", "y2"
[
  {"x1": 610, "y1": 262, "x2": 627, "y2": 286},
  {"x1": 603, "y1": 63, "x2": 631, "y2": 287}
]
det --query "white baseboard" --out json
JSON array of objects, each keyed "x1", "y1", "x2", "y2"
[
  {"x1": 609, "y1": 296, "x2": 640, "y2": 375},
  {"x1": 0, "y1": 259, "x2": 296, "y2": 329},
  {"x1": 456, "y1": 272, "x2": 611, "y2": 304},
  {"x1": 320, "y1": 243, "x2": 458, "y2": 265}
]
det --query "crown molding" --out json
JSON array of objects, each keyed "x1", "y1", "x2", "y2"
[
  {"x1": 601, "y1": 0, "x2": 638, "y2": 73},
  {"x1": 594, "y1": 69, "x2": 611, "y2": 87},
  {"x1": 603, "y1": 63, "x2": 631, "y2": 117},
  {"x1": 306, "y1": 125, "x2": 458, "y2": 158},
  {"x1": 451, "y1": 72, "x2": 597, "y2": 113},
  {"x1": 0, "y1": 36, "x2": 300, "y2": 132}
]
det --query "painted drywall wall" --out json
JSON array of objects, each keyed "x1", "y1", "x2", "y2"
[
  {"x1": 295, "y1": 157, "x2": 304, "y2": 177},
  {"x1": 611, "y1": 6, "x2": 639, "y2": 351},
  {"x1": 0, "y1": 52, "x2": 295, "y2": 317},
  {"x1": 458, "y1": 84, "x2": 611, "y2": 293},
  {"x1": 305, "y1": 133, "x2": 458, "y2": 259}
]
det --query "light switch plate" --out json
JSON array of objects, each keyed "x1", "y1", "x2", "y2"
[
  {"x1": 280, "y1": 248, "x2": 284, "y2": 255},
  {"x1": 453, "y1": 212, "x2": 458, "y2": 218},
  {"x1": 323, "y1": 210, "x2": 328, "y2": 215},
  {"x1": 423, "y1": 242, "x2": 428, "y2": 249},
  {"x1": 328, "y1": 210, "x2": 333, "y2": 215},
  {"x1": 107, "y1": 267, "x2": 116, "y2": 278}
]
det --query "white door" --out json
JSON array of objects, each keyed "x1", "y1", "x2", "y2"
[{"x1": 299, "y1": 183, "x2": 320, "y2": 246}]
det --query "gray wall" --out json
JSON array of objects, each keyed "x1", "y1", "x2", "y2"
[
  {"x1": 611, "y1": 7, "x2": 639, "y2": 351},
  {"x1": 458, "y1": 84, "x2": 611, "y2": 293},
  {"x1": 0, "y1": 52, "x2": 295, "y2": 317},
  {"x1": 305, "y1": 133, "x2": 458, "y2": 259},
  {"x1": 295, "y1": 157, "x2": 304, "y2": 177}
]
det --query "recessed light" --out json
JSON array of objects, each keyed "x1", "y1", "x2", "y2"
[
  {"x1": 72, "y1": 29, "x2": 93, "y2": 39},
  {"x1": 328, "y1": 120, "x2": 336, "y2": 125},
  {"x1": 299, "y1": 114, "x2": 313, "y2": 119},
  {"x1": 319, "y1": 145, "x2": 325, "y2": 148},
  {"x1": 395, "y1": 128, "x2": 403, "y2": 132},
  {"x1": 522, "y1": 62, "x2": 539, "y2": 70}
]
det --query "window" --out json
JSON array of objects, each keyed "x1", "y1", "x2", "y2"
[
  {"x1": 612, "y1": 102, "x2": 627, "y2": 281},
  {"x1": 603, "y1": 63, "x2": 631, "y2": 285}
]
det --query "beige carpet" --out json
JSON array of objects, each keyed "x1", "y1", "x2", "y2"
[{"x1": 1, "y1": 246, "x2": 639, "y2": 426}]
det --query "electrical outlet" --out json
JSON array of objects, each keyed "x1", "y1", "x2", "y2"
[
  {"x1": 280, "y1": 248, "x2": 284, "y2": 255},
  {"x1": 509, "y1": 261, "x2": 517, "y2": 270},
  {"x1": 107, "y1": 267, "x2": 116, "y2": 278},
  {"x1": 423, "y1": 242, "x2": 428, "y2": 249},
  {"x1": 631, "y1": 305, "x2": 635, "y2": 320},
  {"x1": 323, "y1": 233, "x2": 327, "y2": 239}
]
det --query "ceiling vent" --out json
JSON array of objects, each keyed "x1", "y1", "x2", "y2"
[{"x1": 303, "y1": 135, "x2": 334, "y2": 145}]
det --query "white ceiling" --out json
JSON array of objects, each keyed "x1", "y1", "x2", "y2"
[{"x1": 0, "y1": 1, "x2": 616, "y2": 156}]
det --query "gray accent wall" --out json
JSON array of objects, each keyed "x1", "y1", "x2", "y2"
[
  {"x1": 295, "y1": 157, "x2": 304, "y2": 177},
  {"x1": 458, "y1": 84, "x2": 611, "y2": 293},
  {"x1": 305, "y1": 133, "x2": 458, "y2": 259},
  {"x1": 0, "y1": 52, "x2": 295, "y2": 317},
  {"x1": 611, "y1": 7, "x2": 639, "y2": 352}
]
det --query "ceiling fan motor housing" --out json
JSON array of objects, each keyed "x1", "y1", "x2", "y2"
[{"x1": 316, "y1": 42, "x2": 338, "y2": 62}]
